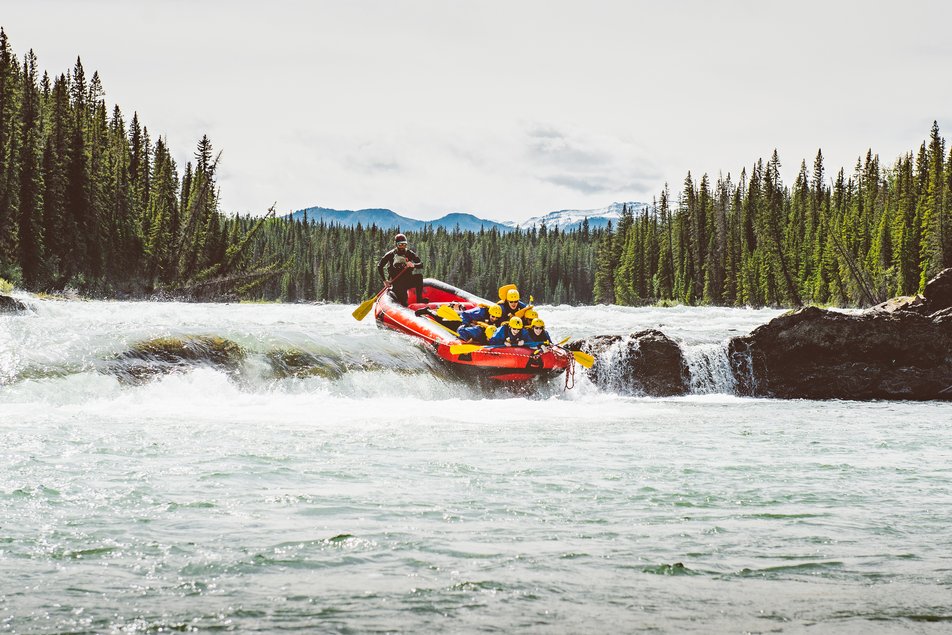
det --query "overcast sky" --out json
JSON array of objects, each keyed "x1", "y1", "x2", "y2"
[{"x1": 4, "y1": 1, "x2": 951, "y2": 222}]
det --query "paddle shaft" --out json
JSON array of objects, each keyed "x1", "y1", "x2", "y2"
[{"x1": 352, "y1": 266, "x2": 413, "y2": 320}]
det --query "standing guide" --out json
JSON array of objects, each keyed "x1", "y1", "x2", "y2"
[{"x1": 377, "y1": 233, "x2": 425, "y2": 306}]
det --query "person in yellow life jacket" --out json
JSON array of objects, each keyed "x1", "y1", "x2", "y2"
[
  {"x1": 525, "y1": 318, "x2": 553, "y2": 350},
  {"x1": 457, "y1": 304, "x2": 504, "y2": 344},
  {"x1": 497, "y1": 288, "x2": 531, "y2": 321},
  {"x1": 377, "y1": 233, "x2": 424, "y2": 306},
  {"x1": 488, "y1": 315, "x2": 527, "y2": 347}
]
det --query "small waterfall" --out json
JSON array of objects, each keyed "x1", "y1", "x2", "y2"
[
  {"x1": 588, "y1": 335, "x2": 640, "y2": 394},
  {"x1": 683, "y1": 342, "x2": 737, "y2": 395}
]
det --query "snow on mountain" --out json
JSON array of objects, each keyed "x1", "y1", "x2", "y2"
[{"x1": 515, "y1": 201, "x2": 650, "y2": 231}]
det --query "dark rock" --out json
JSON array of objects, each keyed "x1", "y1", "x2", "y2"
[
  {"x1": 267, "y1": 348, "x2": 346, "y2": 379},
  {"x1": 729, "y1": 302, "x2": 952, "y2": 400},
  {"x1": 111, "y1": 335, "x2": 246, "y2": 383},
  {"x1": 871, "y1": 268, "x2": 952, "y2": 316},
  {"x1": 569, "y1": 329, "x2": 689, "y2": 396},
  {"x1": 870, "y1": 294, "x2": 929, "y2": 315},
  {"x1": 923, "y1": 268, "x2": 952, "y2": 314},
  {"x1": 0, "y1": 294, "x2": 28, "y2": 314},
  {"x1": 931, "y1": 307, "x2": 952, "y2": 324}
]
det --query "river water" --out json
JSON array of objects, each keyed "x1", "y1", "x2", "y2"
[{"x1": 1, "y1": 298, "x2": 950, "y2": 633}]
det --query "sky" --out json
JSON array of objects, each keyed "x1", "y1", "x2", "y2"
[{"x1": 3, "y1": 0, "x2": 952, "y2": 223}]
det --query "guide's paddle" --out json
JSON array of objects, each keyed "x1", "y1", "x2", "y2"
[{"x1": 352, "y1": 267, "x2": 409, "y2": 321}]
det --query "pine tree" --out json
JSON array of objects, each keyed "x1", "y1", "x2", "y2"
[
  {"x1": 592, "y1": 223, "x2": 615, "y2": 304},
  {"x1": 17, "y1": 50, "x2": 43, "y2": 286},
  {"x1": 918, "y1": 121, "x2": 945, "y2": 288},
  {"x1": 0, "y1": 28, "x2": 20, "y2": 276}
]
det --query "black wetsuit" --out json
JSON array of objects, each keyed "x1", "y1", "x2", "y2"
[{"x1": 377, "y1": 248, "x2": 424, "y2": 306}]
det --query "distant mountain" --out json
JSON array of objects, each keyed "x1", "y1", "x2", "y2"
[
  {"x1": 514, "y1": 201, "x2": 650, "y2": 231},
  {"x1": 289, "y1": 201, "x2": 650, "y2": 233},
  {"x1": 289, "y1": 207, "x2": 513, "y2": 233}
]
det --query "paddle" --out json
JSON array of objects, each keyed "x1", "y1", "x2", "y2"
[
  {"x1": 436, "y1": 304, "x2": 462, "y2": 322},
  {"x1": 352, "y1": 267, "x2": 409, "y2": 321},
  {"x1": 566, "y1": 348, "x2": 595, "y2": 368},
  {"x1": 498, "y1": 283, "x2": 517, "y2": 301},
  {"x1": 450, "y1": 343, "x2": 484, "y2": 355},
  {"x1": 452, "y1": 342, "x2": 594, "y2": 367}
]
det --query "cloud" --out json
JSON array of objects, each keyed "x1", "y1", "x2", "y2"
[
  {"x1": 343, "y1": 139, "x2": 405, "y2": 175},
  {"x1": 542, "y1": 173, "x2": 659, "y2": 196},
  {"x1": 523, "y1": 123, "x2": 661, "y2": 196}
]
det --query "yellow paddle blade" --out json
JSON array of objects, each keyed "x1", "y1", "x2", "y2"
[
  {"x1": 450, "y1": 344, "x2": 484, "y2": 355},
  {"x1": 572, "y1": 350, "x2": 595, "y2": 368},
  {"x1": 436, "y1": 304, "x2": 462, "y2": 322},
  {"x1": 352, "y1": 296, "x2": 376, "y2": 321},
  {"x1": 557, "y1": 336, "x2": 571, "y2": 345},
  {"x1": 498, "y1": 283, "x2": 517, "y2": 301}
]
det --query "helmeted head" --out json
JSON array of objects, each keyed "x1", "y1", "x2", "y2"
[
  {"x1": 531, "y1": 318, "x2": 545, "y2": 332},
  {"x1": 523, "y1": 308, "x2": 538, "y2": 321},
  {"x1": 394, "y1": 233, "x2": 408, "y2": 251},
  {"x1": 484, "y1": 325, "x2": 497, "y2": 339},
  {"x1": 487, "y1": 304, "x2": 503, "y2": 319},
  {"x1": 506, "y1": 289, "x2": 520, "y2": 302},
  {"x1": 508, "y1": 316, "x2": 523, "y2": 331}
]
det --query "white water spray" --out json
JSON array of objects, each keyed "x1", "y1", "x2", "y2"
[{"x1": 683, "y1": 342, "x2": 738, "y2": 395}]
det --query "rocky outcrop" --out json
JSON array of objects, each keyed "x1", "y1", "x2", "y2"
[
  {"x1": 0, "y1": 294, "x2": 28, "y2": 314},
  {"x1": 729, "y1": 269, "x2": 952, "y2": 400},
  {"x1": 871, "y1": 267, "x2": 952, "y2": 317},
  {"x1": 267, "y1": 348, "x2": 347, "y2": 379},
  {"x1": 570, "y1": 329, "x2": 689, "y2": 396},
  {"x1": 111, "y1": 335, "x2": 246, "y2": 382}
]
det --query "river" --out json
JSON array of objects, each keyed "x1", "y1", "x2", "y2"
[{"x1": 1, "y1": 298, "x2": 950, "y2": 633}]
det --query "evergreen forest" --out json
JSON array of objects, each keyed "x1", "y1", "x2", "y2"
[{"x1": 1, "y1": 29, "x2": 949, "y2": 308}]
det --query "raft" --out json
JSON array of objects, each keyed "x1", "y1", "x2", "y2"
[{"x1": 373, "y1": 278, "x2": 573, "y2": 382}]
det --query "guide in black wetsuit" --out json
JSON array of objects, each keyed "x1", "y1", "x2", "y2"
[{"x1": 376, "y1": 233, "x2": 424, "y2": 306}]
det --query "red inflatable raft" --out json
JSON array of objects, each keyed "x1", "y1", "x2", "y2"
[{"x1": 373, "y1": 278, "x2": 573, "y2": 382}]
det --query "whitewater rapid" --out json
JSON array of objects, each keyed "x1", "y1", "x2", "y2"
[{"x1": 0, "y1": 298, "x2": 780, "y2": 405}]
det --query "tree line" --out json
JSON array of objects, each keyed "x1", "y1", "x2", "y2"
[
  {"x1": 0, "y1": 28, "x2": 275, "y2": 298},
  {"x1": 1, "y1": 28, "x2": 948, "y2": 307},
  {"x1": 239, "y1": 217, "x2": 600, "y2": 304},
  {"x1": 245, "y1": 123, "x2": 950, "y2": 308},
  {"x1": 593, "y1": 126, "x2": 950, "y2": 307}
]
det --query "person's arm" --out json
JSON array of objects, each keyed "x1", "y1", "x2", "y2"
[
  {"x1": 460, "y1": 307, "x2": 481, "y2": 325},
  {"x1": 377, "y1": 251, "x2": 392, "y2": 282},
  {"x1": 407, "y1": 249, "x2": 423, "y2": 269},
  {"x1": 488, "y1": 327, "x2": 506, "y2": 346}
]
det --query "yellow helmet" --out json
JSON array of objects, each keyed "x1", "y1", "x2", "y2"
[
  {"x1": 508, "y1": 316, "x2": 523, "y2": 330},
  {"x1": 531, "y1": 318, "x2": 545, "y2": 329},
  {"x1": 523, "y1": 308, "x2": 538, "y2": 320},
  {"x1": 488, "y1": 304, "x2": 503, "y2": 318},
  {"x1": 484, "y1": 325, "x2": 497, "y2": 339},
  {"x1": 506, "y1": 289, "x2": 520, "y2": 302}
]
